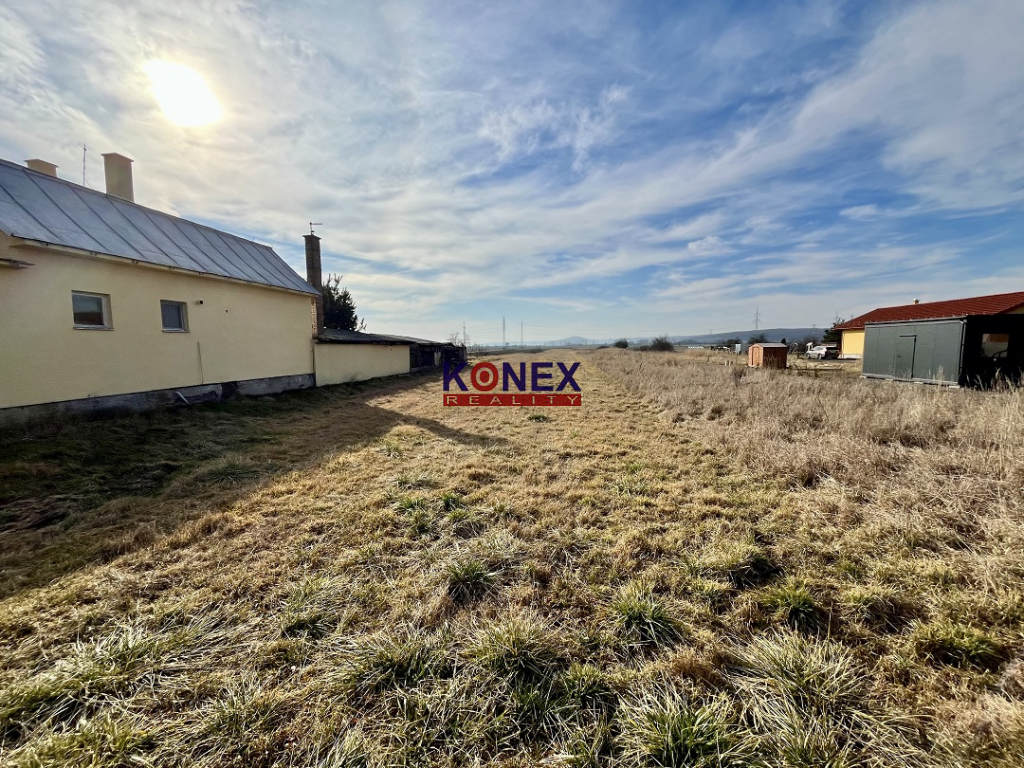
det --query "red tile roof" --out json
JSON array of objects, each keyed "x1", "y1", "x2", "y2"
[{"x1": 835, "y1": 291, "x2": 1024, "y2": 331}]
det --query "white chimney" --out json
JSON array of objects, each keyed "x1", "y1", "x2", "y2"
[
  {"x1": 102, "y1": 153, "x2": 134, "y2": 202},
  {"x1": 26, "y1": 159, "x2": 58, "y2": 177}
]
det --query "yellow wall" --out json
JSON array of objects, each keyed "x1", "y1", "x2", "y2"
[
  {"x1": 315, "y1": 343, "x2": 410, "y2": 386},
  {"x1": 841, "y1": 329, "x2": 865, "y2": 357},
  {"x1": 0, "y1": 240, "x2": 316, "y2": 409}
]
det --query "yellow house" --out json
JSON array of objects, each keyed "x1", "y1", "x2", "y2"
[
  {"x1": 0, "y1": 155, "x2": 413, "y2": 424},
  {"x1": 835, "y1": 292, "x2": 1024, "y2": 358}
]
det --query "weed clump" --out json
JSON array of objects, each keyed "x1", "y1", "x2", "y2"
[
  {"x1": 912, "y1": 620, "x2": 1008, "y2": 670},
  {"x1": 763, "y1": 579, "x2": 827, "y2": 633},
  {"x1": 619, "y1": 689, "x2": 743, "y2": 768},
  {"x1": 471, "y1": 614, "x2": 562, "y2": 683},
  {"x1": 609, "y1": 581, "x2": 684, "y2": 649},
  {"x1": 445, "y1": 556, "x2": 495, "y2": 602},
  {"x1": 337, "y1": 633, "x2": 449, "y2": 697}
]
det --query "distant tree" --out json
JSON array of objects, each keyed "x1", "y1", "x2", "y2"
[
  {"x1": 613, "y1": 338, "x2": 630, "y2": 349},
  {"x1": 798, "y1": 334, "x2": 820, "y2": 349},
  {"x1": 321, "y1": 274, "x2": 365, "y2": 331},
  {"x1": 447, "y1": 331, "x2": 464, "y2": 346},
  {"x1": 823, "y1": 321, "x2": 844, "y2": 345},
  {"x1": 723, "y1": 337, "x2": 742, "y2": 347},
  {"x1": 748, "y1": 332, "x2": 769, "y2": 344},
  {"x1": 650, "y1": 336, "x2": 675, "y2": 351}
]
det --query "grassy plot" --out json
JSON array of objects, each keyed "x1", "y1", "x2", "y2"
[{"x1": 0, "y1": 352, "x2": 1021, "y2": 766}]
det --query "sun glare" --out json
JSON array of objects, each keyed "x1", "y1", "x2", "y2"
[{"x1": 145, "y1": 60, "x2": 222, "y2": 127}]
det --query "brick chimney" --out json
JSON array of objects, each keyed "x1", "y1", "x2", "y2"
[
  {"x1": 304, "y1": 234, "x2": 324, "y2": 337},
  {"x1": 26, "y1": 159, "x2": 58, "y2": 177},
  {"x1": 102, "y1": 153, "x2": 134, "y2": 202}
]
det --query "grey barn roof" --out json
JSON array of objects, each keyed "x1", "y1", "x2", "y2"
[
  {"x1": 0, "y1": 159, "x2": 317, "y2": 295},
  {"x1": 319, "y1": 328, "x2": 442, "y2": 346}
]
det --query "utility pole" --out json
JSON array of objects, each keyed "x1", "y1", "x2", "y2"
[
  {"x1": 502, "y1": 316, "x2": 506, "y2": 346},
  {"x1": 463, "y1": 321, "x2": 467, "y2": 347},
  {"x1": 520, "y1": 322, "x2": 523, "y2": 346},
  {"x1": 753, "y1": 306, "x2": 761, "y2": 331}
]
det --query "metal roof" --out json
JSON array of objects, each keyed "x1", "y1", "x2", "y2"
[
  {"x1": 319, "y1": 328, "x2": 443, "y2": 346},
  {"x1": 836, "y1": 291, "x2": 1024, "y2": 331},
  {"x1": 0, "y1": 159, "x2": 317, "y2": 295}
]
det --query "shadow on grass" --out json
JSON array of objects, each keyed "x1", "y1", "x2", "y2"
[{"x1": 0, "y1": 371, "x2": 502, "y2": 599}]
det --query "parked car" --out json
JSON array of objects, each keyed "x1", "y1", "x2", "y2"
[{"x1": 806, "y1": 344, "x2": 839, "y2": 360}]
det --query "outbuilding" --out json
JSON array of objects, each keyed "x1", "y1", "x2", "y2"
[
  {"x1": 862, "y1": 314, "x2": 1024, "y2": 387},
  {"x1": 747, "y1": 343, "x2": 788, "y2": 369},
  {"x1": 834, "y1": 291, "x2": 1024, "y2": 359}
]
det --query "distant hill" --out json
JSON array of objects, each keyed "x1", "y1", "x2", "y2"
[
  {"x1": 529, "y1": 328, "x2": 823, "y2": 347},
  {"x1": 671, "y1": 328, "x2": 822, "y2": 345}
]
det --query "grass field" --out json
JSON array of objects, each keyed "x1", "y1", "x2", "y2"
[{"x1": 1, "y1": 351, "x2": 1022, "y2": 766}]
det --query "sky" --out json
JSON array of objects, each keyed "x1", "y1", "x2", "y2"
[{"x1": 2, "y1": 0, "x2": 1023, "y2": 343}]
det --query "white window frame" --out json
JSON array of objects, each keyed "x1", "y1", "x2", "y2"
[
  {"x1": 71, "y1": 291, "x2": 112, "y2": 330},
  {"x1": 160, "y1": 300, "x2": 189, "y2": 333}
]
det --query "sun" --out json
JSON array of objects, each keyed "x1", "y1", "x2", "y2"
[{"x1": 144, "y1": 61, "x2": 223, "y2": 127}]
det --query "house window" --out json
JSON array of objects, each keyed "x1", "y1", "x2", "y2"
[
  {"x1": 160, "y1": 300, "x2": 188, "y2": 332},
  {"x1": 72, "y1": 291, "x2": 112, "y2": 329}
]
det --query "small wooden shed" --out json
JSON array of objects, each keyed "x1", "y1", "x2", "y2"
[{"x1": 748, "y1": 343, "x2": 788, "y2": 369}]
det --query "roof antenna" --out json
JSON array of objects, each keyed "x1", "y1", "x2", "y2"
[
  {"x1": 309, "y1": 222, "x2": 322, "y2": 236},
  {"x1": 82, "y1": 144, "x2": 87, "y2": 186}
]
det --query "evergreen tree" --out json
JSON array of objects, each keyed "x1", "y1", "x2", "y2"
[{"x1": 321, "y1": 274, "x2": 365, "y2": 331}]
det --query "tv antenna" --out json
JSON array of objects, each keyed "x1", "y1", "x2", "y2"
[
  {"x1": 309, "y1": 222, "x2": 322, "y2": 236},
  {"x1": 82, "y1": 144, "x2": 87, "y2": 186}
]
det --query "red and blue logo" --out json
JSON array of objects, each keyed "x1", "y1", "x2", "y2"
[{"x1": 443, "y1": 362, "x2": 582, "y2": 406}]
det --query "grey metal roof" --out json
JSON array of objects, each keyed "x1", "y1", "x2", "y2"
[
  {"x1": 319, "y1": 328, "x2": 443, "y2": 346},
  {"x1": 0, "y1": 159, "x2": 317, "y2": 295}
]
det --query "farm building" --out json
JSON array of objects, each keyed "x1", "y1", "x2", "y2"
[
  {"x1": 747, "y1": 343, "x2": 788, "y2": 369},
  {"x1": 0, "y1": 155, "x2": 449, "y2": 425},
  {"x1": 834, "y1": 291, "x2": 1024, "y2": 358},
  {"x1": 862, "y1": 315, "x2": 1024, "y2": 387},
  {"x1": 316, "y1": 329, "x2": 465, "y2": 383}
]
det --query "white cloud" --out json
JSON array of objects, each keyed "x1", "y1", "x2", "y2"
[{"x1": 1, "y1": 0, "x2": 1023, "y2": 341}]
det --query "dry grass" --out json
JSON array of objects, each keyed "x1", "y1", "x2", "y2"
[{"x1": 0, "y1": 351, "x2": 1021, "y2": 766}]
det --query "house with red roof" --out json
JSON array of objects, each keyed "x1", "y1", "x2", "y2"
[{"x1": 834, "y1": 291, "x2": 1024, "y2": 358}]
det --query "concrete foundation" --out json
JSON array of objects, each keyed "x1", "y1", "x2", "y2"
[{"x1": 0, "y1": 373, "x2": 315, "y2": 428}]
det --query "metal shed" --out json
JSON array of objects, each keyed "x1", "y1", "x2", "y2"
[
  {"x1": 862, "y1": 315, "x2": 1024, "y2": 387},
  {"x1": 748, "y1": 343, "x2": 788, "y2": 369}
]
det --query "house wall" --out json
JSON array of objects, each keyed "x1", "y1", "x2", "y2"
[
  {"x1": 315, "y1": 343, "x2": 410, "y2": 386},
  {"x1": 841, "y1": 329, "x2": 865, "y2": 357},
  {"x1": 0, "y1": 240, "x2": 316, "y2": 410}
]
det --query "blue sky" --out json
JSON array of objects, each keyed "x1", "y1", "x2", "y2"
[{"x1": 2, "y1": 0, "x2": 1023, "y2": 342}]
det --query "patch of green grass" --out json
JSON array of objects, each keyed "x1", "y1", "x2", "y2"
[
  {"x1": 191, "y1": 455, "x2": 264, "y2": 485},
  {"x1": 703, "y1": 542, "x2": 781, "y2": 589},
  {"x1": 620, "y1": 689, "x2": 744, "y2": 768},
  {"x1": 280, "y1": 575, "x2": 340, "y2": 640},
  {"x1": 5, "y1": 712, "x2": 156, "y2": 768},
  {"x1": 912, "y1": 619, "x2": 1008, "y2": 670},
  {"x1": 377, "y1": 438, "x2": 404, "y2": 458},
  {"x1": 394, "y1": 472, "x2": 438, "y2": 490},
  {"x1": 840, "y1": 585, "x2": 911, "y2": 630},
  {"x1": 0, "y1": 622, "x2": 175, "y2": 737},
  {"x1": 439, "y1": 490, "x2": 465, "y2": 512},
  {"x1": 527, "y1": 413, "x2": 551, "y2": 423},
  {"x1": 763, "y1": 579, "x2": 827, "y2": 633},
  {"x1": 609, "y1": 582, "x2": 684, "y2": 649},
  {"x1": 337, "y1": 634, "x2": 449, "y2": 697},
  {"x1": 471, "y1": 614, "x2": 562, "y2": 683},
  {"x1": 445, "y1": 557, "x2": 496, "y2": 602},
  {"x1": 445, "y1": 507, "x2": 485, "y2": 538},
  {"x1": 559, "y1": 663, "x2": 618, "y2": 716}
]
